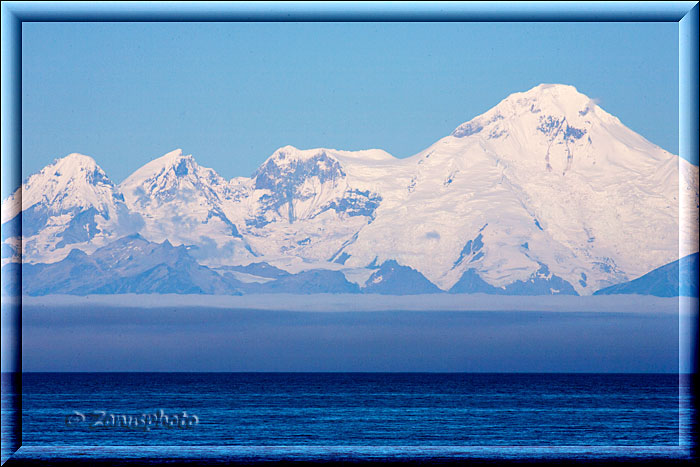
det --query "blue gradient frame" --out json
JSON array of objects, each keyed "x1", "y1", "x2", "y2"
[{"x1": 1, "y1": 1, "x2": 698, "y2": 464}]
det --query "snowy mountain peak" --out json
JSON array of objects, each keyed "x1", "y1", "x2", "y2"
[
  {"x1": 0, "y1": 152, "x2": 138, "y2": 263},
  {"x1": 56, "y1": 152, "x2": 103, "y2": 171},
  {"x1": 523, "y1": 83, "x2": 586, "y2": 100},
  {"x1": 253, "y1": 147, "x2": 346, "y2": 190},
  {"x1": 152, "y1": 147, "x2": 191, "y2": 170},
  {"x1": 122, "y1": 148, "x2": 194, "y2": 183},
  {"x1": 264, "y1": 145, "x2": 337, "y2": 165},
  {"x1": 116, "y1": 148, "x2": 253, "y2": 260},
  {"x1": 452, "y1": 83, "x2": 604, "y2": 139},
  {"x1": 503, "y1": 83, "x2": 605, "y2": 120},
  {"x1": 276, "y1": 144, "x2": 300, "y2": 154},
  {"x1": 161, "y1": 147, "x2": 184, "y2": 159},
  {"x1": 4, "y1": 153, "x2": 117, "y2": 219},
  {"x1": 259, "y1": 146, "x2": 397, "y2": 178},
  {"x1": 42, "y1": 152, "x2": 112, "y2": 188},
  {"x1": 119, "y1": 148, "x2": 230, "y2": 205},
  {"x1": 243, "y1": 145, "x2": 390, "y2": 231},
  {"x1": 505, "y1": 83, "x2": 590, "y2": 109}
]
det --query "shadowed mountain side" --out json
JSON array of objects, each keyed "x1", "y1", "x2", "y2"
[
  {"x1": 449, "y1": 264, "x2": 578, "y2": 296},
  {"x1": 238, "y1": 269, "x2": 361, "y2": 294},
  {"x1": 594, "y1": 253, "x2": 699, "y2": 297},
  {"x1": 16, "y1": 234, "x2": 244, "y2": 296},
  {"x1": 449, "y1": 269, "x2": 502, "y2": 294},
  {"x1": 500, "y1": 264, "x2": 578, "y2": 296},
  {"x1": 363, "y1": 260, "x2": 443, "y2": 295},
  {"x1": 216, "y1": 262, "x2": 291, "y2": 279}
]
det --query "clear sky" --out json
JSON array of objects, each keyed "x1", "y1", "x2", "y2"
[{"x1": 14, "y1": 21, "x2": 683, "y2": 198}]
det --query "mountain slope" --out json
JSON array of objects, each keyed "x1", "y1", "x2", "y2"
[
  {"x1": 16, "y1": 234, "x2": 243, "y2": 295},
  {"x1": 362, "y1": 260, "x2": 443, "y2": 295},
  {"x1": 118, "y1": 149, "x2": 255, "y2": 266},
  {"x1": 1, "y1": 153, "x2": 141, "y2": 265},
  {"x1": 335, "y1": 84, "x2": 697, "y2": 294},
  {"x1": 594, "y1": 253, "x2": 699, "y2": 297},
  {"x1": 251, "y1": 269, "x2": 361, "y2": 294},
  {"x1": 237, "y1": 146, "x2": 394, "y2": 263}
]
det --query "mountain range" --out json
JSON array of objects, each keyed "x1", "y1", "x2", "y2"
[{"x1": 2, "y1": 84, "x2": 698, "y2": 296}]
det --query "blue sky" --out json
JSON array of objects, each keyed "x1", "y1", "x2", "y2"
[{"x1": 14, "y1": 21, "x2": 682, "y2": 197}]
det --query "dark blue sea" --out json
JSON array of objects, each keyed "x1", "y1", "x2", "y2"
[{"x1": 4, "y1": 372, "x2": 694, "y2": 462}]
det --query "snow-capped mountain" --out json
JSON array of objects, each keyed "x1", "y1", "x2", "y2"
[
  {"x1": 1, "y1": 153, "x2": 141, "y2": 265},
  {"x1": 335, "y1": 84, "x2": 698, "y2": 294},
  {"x1": 118, "y1": 148, "x2": 255, "y2": 266},
  {"x1": 239, "y1": 145, "x2": 394, "y2": 263},
  {"x1": 3, "y1": 84, "x2": 698, "y2": 295}
]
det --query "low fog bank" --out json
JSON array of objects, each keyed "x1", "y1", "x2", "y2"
[
  {"x1": 14, "y1": 300, "x2": 692, "y2": 373},
  {"x1": 10, "y1": 294, "x2": 694, "y2": 373},
  {"x1": 14, "y1": 293, "x2": 686, "y2": 313}
]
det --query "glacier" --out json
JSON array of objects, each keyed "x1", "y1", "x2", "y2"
[{"x1": 2, "y1": 83, "x2": 698, "y2": 296}]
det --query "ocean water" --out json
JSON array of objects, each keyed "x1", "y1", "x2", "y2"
[{"x1": 6, "y1": 372, "x2": 693, "y2": 462}]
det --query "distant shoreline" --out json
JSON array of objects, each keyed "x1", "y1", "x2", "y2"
[{"x1": 10, "y1": 293, "x2": 691, "y2": 313}]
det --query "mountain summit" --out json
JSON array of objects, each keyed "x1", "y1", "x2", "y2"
[
  {"x1": 3, "y1": 84, "x2": 698, "y2": 295},
  {"x1": 119, "y1": 148, "x2": 254, "y2": 265},
  {"x1": 1, "y1": 153, "x2": 140, "y2": 263}
]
